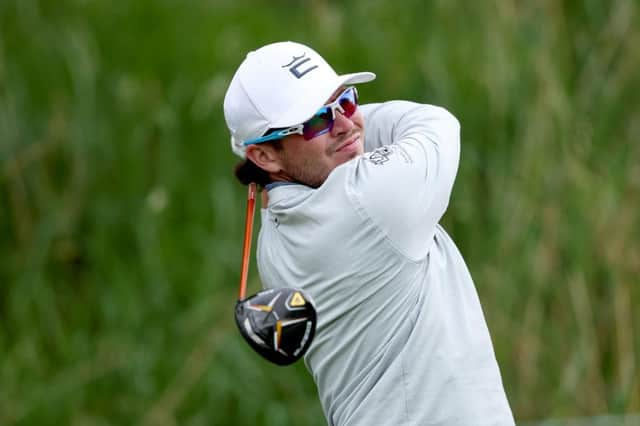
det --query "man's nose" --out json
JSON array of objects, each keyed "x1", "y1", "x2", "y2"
[{"x1": 330, "y1": 110, "x2": 354, "y2": 136}]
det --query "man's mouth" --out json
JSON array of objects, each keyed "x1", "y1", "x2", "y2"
[{"x1": 335, "y1": 133, "x2": 361, "y2": 153}]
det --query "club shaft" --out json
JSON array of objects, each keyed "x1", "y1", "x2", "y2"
[{"x1": 238, "y1": 183, "x2": 257, "y2": 300}]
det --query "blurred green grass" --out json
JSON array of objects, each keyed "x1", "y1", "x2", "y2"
[{"x1": 1, "y1": 0, "x2": 639, "y2": 424}]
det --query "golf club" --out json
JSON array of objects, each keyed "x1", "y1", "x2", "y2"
[{"x1": 234, "y1": 183, "x2": 317, "y2": 366}]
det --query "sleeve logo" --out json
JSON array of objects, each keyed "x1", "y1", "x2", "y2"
[{"x1": 366, "y1": 146, "x2": 394, "y2": 165}]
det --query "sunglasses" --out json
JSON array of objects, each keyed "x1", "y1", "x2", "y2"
[{"x1": 243, "y1": 86, "x2": 359, "y2": 146}]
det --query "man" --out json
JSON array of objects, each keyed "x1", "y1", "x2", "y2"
[{"x1": 224, "y1": 41, "x2": 515, "y2": 425}]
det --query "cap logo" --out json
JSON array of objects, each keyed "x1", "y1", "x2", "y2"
[{"x1": 281, "y1": 52, "x2": 318, "y2": 79}]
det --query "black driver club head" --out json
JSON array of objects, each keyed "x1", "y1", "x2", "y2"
[{"x1": 235, "y1": 287, "x2": 317, "y2": 366}]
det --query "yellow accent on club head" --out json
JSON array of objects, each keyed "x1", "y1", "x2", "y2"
[
  {"x1": 276, "y1": 321, "x2": 282, "y2": 349},
  {"x1": 250, "y1": 304, "x2": 272, "y2": 312},
  {"x1": 290, "y1": 292, "x2": 306, "y2": 307}
]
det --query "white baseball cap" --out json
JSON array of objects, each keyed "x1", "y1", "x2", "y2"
[{"x1": 223, "y1": 41, "x2": 376, "y2": 158}]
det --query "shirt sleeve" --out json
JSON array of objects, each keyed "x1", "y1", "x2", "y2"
[{"x1": 349, "y1": 101, "x2": 461, "y2": 260}]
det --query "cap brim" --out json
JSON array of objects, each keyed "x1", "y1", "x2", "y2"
[
  {"x1": 271, "y1": 71, "x2": 376, "y2": 129},
  {"x1": 341, "y1": 71, "x2": 376, "y2": 85}
]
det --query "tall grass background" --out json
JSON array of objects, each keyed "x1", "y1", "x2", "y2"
[{"x1": 1, "y1": 0, "x2": 639, "y2": 424}]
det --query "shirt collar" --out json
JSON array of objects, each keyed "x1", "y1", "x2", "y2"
[{"x1": 265, "y1": 181, "x2": 299, "y2": 191}]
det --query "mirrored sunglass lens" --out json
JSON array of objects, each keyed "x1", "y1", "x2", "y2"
[
  {"x1": 339, "y1": 89, "x2": 357, "y2": 117},
  {"x1": 300, "y1": 88, "x2": 358, "y2": 140},
  {"x1": 303, "y1": 109, "x2": 332, "y2": 139}
]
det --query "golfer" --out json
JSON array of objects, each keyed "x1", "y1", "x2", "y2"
[{"x1": 224, "y1": 41, "x2": 515, "y2": 426}]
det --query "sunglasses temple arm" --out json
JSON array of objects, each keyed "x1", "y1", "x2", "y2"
[{"x1": 238, "y1": 182, "x2": 257, "y2": 301}]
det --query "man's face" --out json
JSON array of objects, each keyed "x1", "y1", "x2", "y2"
[{"x1": 271, "y1": 89, "x2": 365, "y2": 188}]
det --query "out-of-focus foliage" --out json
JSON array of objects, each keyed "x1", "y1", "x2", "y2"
[{"x1": 1, "y1": 0, "x2": 639, "y2": 424}]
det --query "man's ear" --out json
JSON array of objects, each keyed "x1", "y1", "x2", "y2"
[{"x1": 245, "y1": 144, "x2": 282, "y2": 174}]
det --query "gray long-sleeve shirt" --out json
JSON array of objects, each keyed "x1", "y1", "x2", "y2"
[{"x1": 257, "y1": 101, "x2": 514, "y2": 425}]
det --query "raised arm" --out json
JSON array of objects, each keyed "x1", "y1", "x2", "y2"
[{"x1": 351, "y1": 101, "x2": 461, "y2": 260}]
